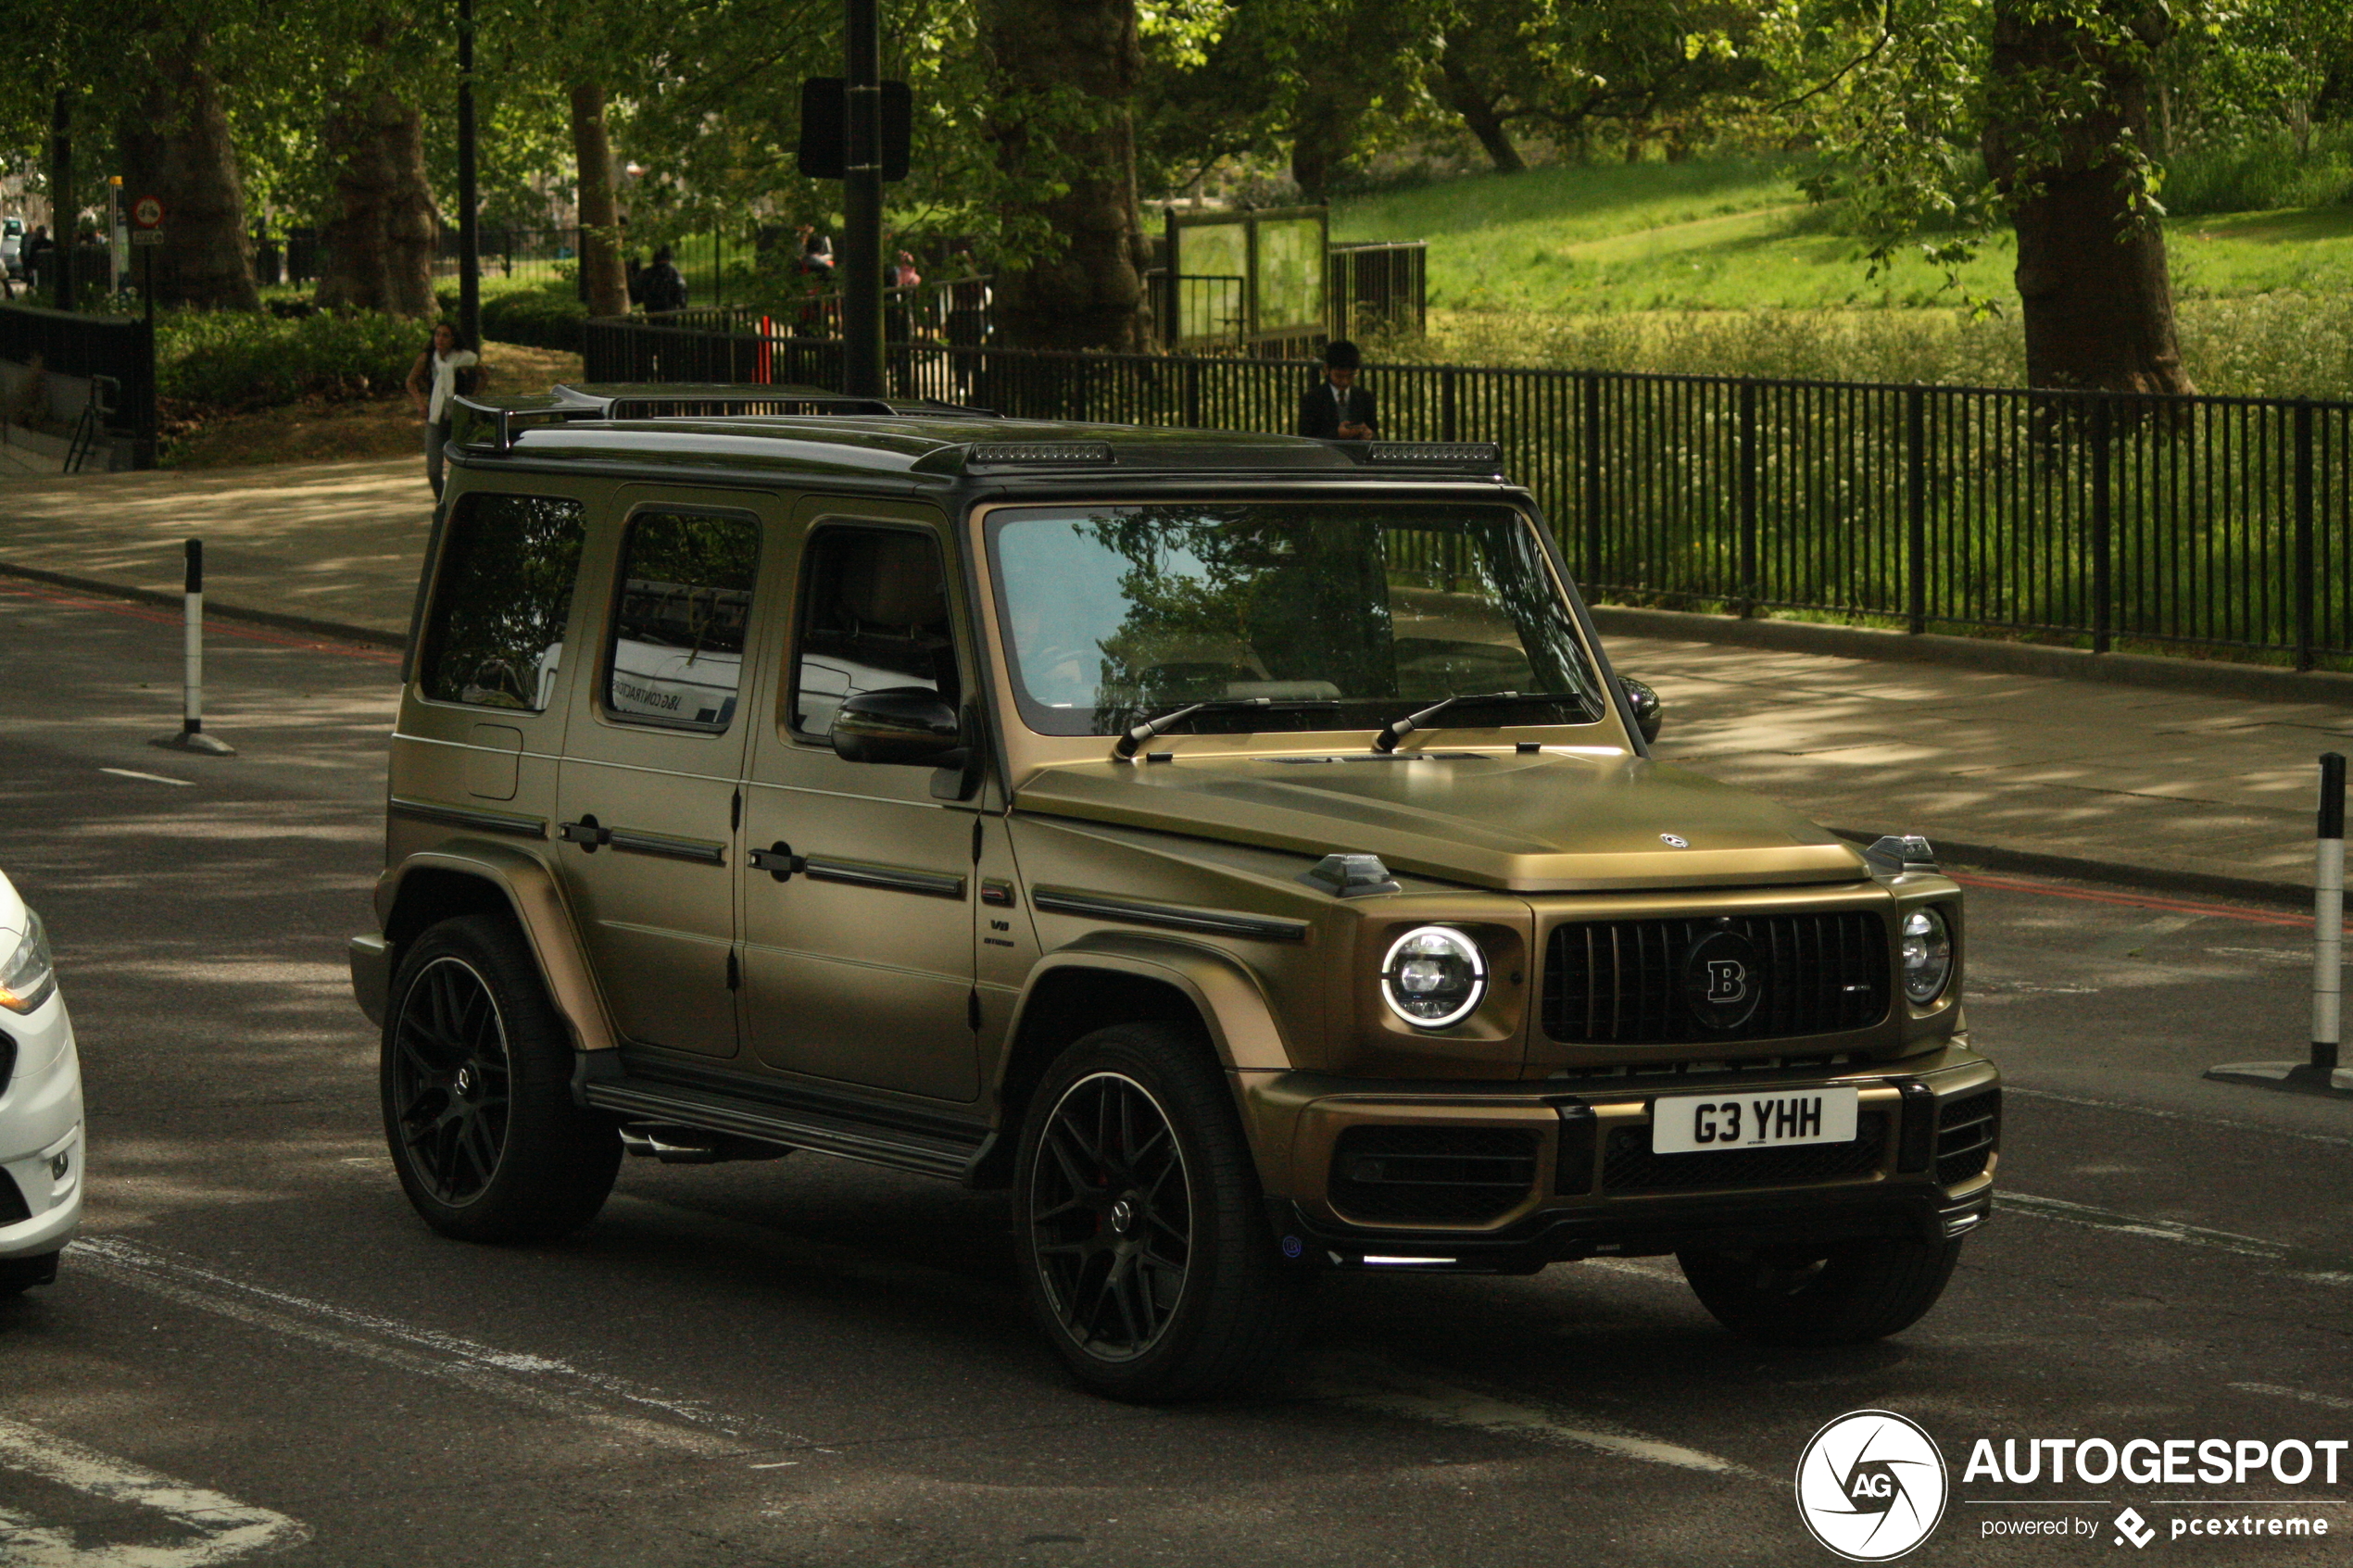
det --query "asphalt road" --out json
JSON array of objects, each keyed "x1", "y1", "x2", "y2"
[{"x1": 2, "y1": 576, "x2": 2348, "y2": 1567}]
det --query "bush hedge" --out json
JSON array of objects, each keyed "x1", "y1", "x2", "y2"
[
  {"x1": 480, "y1": 286, "x2": 589, "y2": 353},
  {"x1": 156, "y1": 309, "x2": 429, "y2": 412}
]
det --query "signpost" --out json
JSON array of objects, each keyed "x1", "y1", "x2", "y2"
[{"x1": 130, "y1": 194, "x2": 164, "y2": 331}]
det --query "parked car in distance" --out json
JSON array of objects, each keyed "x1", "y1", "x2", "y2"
[
  {"x1": 353, "y1": 383, "x2": 1997, "y2": 1400},
  {"x1": 1, "y1": 218, "x2": 23, "y2": 280},
  {"x1": 1, "y1": 868, "x2": 84, "y2": 1295}
]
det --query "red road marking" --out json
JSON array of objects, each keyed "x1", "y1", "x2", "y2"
[
  {"x1": 1948, "y1": 871, "x2": 2330, "y2": 932},
  {"x1": 0, "y1": 580, "x2": 401, "y2": 665}
]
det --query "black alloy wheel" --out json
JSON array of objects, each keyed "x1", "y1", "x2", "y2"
[
  {"x1": 381, "y1": 914, "x2": 621, "y2": 1243},
  {"x1": 388, "y1": 955, "x2": 513, "y2": 1207},
  {"x1": 1028, "y1": 1071, "x2": 1193, "y2": 1361},
  {"x1": 1013, "y1": 1021, "x2": 1302, "y2": 1401}
]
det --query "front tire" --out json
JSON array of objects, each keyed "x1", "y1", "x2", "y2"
[
  {"x1": 1678, "y1": 1236, "x2": 1964, "y2": 1346},
  {"x1": 382, "y1": 914, "x2": 620, "y2": 1243},
  {"x1": 1014, "y1": 1022, "x2": 1302, "y2": 1401}
]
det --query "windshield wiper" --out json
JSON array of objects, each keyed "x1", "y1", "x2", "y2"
[
  {"x1": 1114, "y1": 696, "x2": 1340, "y2": 759},
  {"x1": 1371, "y1": 690, "x2": 1590, "y2": 753}
]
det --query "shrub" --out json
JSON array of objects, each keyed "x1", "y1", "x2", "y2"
[
  {"x1": 2162, "y1": 127, "x2": 2353, "y2": 218},
  {"x1": 156, "y1": 309, "x2": 428, "y2": 412},
  {"x1": 480, "y1": 286, "x2": 589, "y2": 353}
]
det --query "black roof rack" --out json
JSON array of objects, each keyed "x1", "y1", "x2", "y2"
[{"x1": 558, "y1": 383, "x2": 1000, "y2": 422}]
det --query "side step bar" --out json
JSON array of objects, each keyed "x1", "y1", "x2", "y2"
[{"x1": 581, "y1": 1074, "x2": 989, "y2": 1184}]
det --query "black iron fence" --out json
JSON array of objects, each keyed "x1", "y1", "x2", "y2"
[
  {"x1": 584, "y1": 316, "x2": 2353, "y2": 670},
  {"x1": 0, "y1": 302, "x2": 157, "y2": 468}
]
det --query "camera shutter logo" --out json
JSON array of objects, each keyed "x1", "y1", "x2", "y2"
[{"x1": 1794, "y1": 1410, "x2": 1948, "y2": 1562}]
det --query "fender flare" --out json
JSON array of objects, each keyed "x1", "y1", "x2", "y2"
[
  {"x1": 1001, "y1": 931, "x2": 1295, "y2": 1078},
  {"x1": 378, "y1": 843, "x2": 621, "y2": 1056}
]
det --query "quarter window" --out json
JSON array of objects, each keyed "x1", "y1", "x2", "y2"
[
  {"x1": 417, "y1": 492, "x2": 585, "y2": 712},
  {"x1": 604, "y1": 511, "x2": 761, "y2": 732},
  {"x1": 791, "y1": 527, "x2": 957, "y2": 738}
]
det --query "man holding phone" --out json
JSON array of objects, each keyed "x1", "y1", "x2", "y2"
[{"x1": 1298, "y1": 338, "x2": 1378, "y2": 440}]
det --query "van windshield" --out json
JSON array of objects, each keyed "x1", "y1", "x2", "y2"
[{"x1": 987, "y1": 502, "x2": 1604, "y2": 738}]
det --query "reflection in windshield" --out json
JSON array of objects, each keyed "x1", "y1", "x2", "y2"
[{"x1": 988, "y1": 503, "x2": 1602, "y2": 738}]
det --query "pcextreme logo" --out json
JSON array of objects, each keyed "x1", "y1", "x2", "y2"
[{"x1": 1795, "y1": 1410, "x2": 1951, "y2": 1562}]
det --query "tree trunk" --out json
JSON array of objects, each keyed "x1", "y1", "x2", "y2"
[
  {"x1": 1984, "y1": 1, "x2": 2192, "y2": 394},
  {"x1": 1289, "y1": 89, "x2": 1358, "y2": 204},
  {"x1": 1437, "y1": 53, "x2": 1525, "y2": 174},
  {"x1": 116, "y1": 36, "x2": 259, "y2": 311},
  {"x1": 317, "y1": 92, "x2": 440, "y2": 319},
  {"x1": 978, "y1": 0, "x2": 1149, "y2": 352},
  {"x1": 569, "y1": 82, "x2": 629, "y2": 319}
]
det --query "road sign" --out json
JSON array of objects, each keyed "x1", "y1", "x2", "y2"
[
  {"x1": 129, "y1": 230, "x2": 164, "y2": 246},
  {"x1": 131, "y1": 194, "x2": 165, "y2": 230}
]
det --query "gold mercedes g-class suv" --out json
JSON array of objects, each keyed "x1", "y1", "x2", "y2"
[{"x1": 351, "y1": 384, "x2": 1997, "y2": 1400}]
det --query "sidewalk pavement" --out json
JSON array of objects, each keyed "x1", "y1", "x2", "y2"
[{"x1": 5, "y1": 458, "x2": 2347, "y2": 905}]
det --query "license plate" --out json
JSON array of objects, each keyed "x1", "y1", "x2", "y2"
[{"x1": 1651, "y1": 1087, "x2": 1860, "y2": 1154}]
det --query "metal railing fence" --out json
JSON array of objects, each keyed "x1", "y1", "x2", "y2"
[
  {"x1": 0, "y1": 301, "x2": 157, "y2": 468},
  {"x1": 583, "y1": 316, "x2": 2353, "y2": 669}
]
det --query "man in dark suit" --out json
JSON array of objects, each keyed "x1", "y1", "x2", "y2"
[{"x1": 1298, "y1": 339, "x2": 1378, "y2": 440}]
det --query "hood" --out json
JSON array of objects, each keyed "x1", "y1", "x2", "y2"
[{"x1": 1013, "y1": 750, "x2": 1868, "y2": 893}]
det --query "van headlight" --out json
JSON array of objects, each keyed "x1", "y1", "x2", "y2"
[
  {"x1": 0, "y1": 910, "x2": 57, "y2": 1014},
  {"x1": 1380, "y1": 926, "x2": 1487, "y2": 1028},
  {"x1": 1901, "y1": 907, "x2": 1954, "y2": 1004}
]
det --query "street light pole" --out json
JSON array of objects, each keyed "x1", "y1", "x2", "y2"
[
  {"x1": 49, "y1": 91, "x2": 73, "y2": 312},
  {"x1": 841, "y1": 0, "x2": 884, "y2": 397},
  {"x1": 456, "y1": 0, "x2": 482, "y2": 349}
]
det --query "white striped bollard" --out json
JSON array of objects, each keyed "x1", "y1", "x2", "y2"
[
  {"x1": 2314, "y1": 751, "x2": 2344, "y2": 1077},
  {"x1": 153, "y1": 538, "x2": 235, "y2": 756}
]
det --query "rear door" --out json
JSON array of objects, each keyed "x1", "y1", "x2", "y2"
[{"x1": 552, "y1": 487, "x2": 773, "y2": 1060}]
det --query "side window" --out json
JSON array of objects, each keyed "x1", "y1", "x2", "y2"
[
  {"x1": 418, "y1": 492, "x2": 585, "y2": 711},
  {"x1": 791, "y1": 526, "x2": 957, "y2": 739},
  {"x1": 604, "y1": 510, "x2": 761, "y2": 732}
]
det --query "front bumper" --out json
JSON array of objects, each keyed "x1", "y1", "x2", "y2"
[
  {"x1": 1240, "y1": 1044, "x2": 1997, "y2": 1268},
  {"x1": 1, "y1": 995, "x2": 85, "y2": 1263}
]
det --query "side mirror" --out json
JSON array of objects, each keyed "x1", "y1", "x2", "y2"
[
  {"x1": 832, "y1": 688, "x2": 967, "y2": 767},
  {"x1": 1619, "y1": 677, "x2": 1664, "y2": 744}
]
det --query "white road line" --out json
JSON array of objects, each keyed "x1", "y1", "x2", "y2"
[
  {"x1": 2001, "y1": 1192, "x2": 2350, "y2": 1286},
  {"x1": 2231, "y1": 1383, "x2": 2353, "y2": 1413},
  {"x1": 68, "y1": 1237, "x2": 762, "y2": 1450},
  {"x1": 0, "y1": 1413, "x2": 308, "y2": 1566},
  {"x1": 1316, "y1": 1359, "x2": 1761, "y2": 1480},
  {"x1": 96, "y1": 769, "x2": 193, "y2": 787},
  {"x1": 2003, "y1": 1085, "x2": 2353, "y2": 1150}
]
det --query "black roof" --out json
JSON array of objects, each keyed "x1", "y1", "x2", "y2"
[{"x1": 447, "y1": 383, "x2": 1505, "y2": 486}]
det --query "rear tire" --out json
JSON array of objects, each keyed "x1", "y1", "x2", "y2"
[
  {"x1": 1014, "y1": 1021, "x2": 1302, "y2": 1401},
  {"x1": 1678, "y1": 1236, "x2": 1964, "y2": 1346},
  {"x1": 382, "y1": 914, "x2": 620, "y2": 1243}
]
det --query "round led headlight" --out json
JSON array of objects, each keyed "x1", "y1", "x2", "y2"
[
  {"x1": 1901, "y1": 907, "x2": 1954, "y2": 1004},
  {"x1": 1380, "y1": 925, "x2": 1488, "y2": 1029}
]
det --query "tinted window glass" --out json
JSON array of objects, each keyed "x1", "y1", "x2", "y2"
[
  {"x1": 988, "y1": 503, "x2": 1601, "y2": 737},
  {"x1": 605, "y1": 511, "x2": 761, "y2": 732},
  {"x1": 792, "y1": 528, "x2": 957, "y2": 738},
  {"x1": 418, "y1": 492, "x2": 585, "y2": 711}
]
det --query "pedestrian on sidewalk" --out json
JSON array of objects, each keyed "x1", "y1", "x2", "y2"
[
  {"x1": 406, "y1": 322, "x2": 480, "y2": 501},
  {"x1": 640, "y1": 246, "x2": 688, "y2": 314},
  {"x1": 1298, "y1": 339, "x2": 1378, "y2": 441}
]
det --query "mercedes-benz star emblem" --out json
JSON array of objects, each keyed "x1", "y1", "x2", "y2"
[
  {"x1": 1109, "y1": 1198, "x2": 1135, "y2": 1235},
  {"x1": 1659, "y1": 833, "x2": 1689, "y2": 847}
]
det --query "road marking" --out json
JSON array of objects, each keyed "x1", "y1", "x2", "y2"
[
  {"x1": 69, "y1": 1237, "x2": 765, "y2": 1451},
  {"x1": 2003, "y1": 1085, "x2": 2353, "y2": 1150},
  {"x1": 2001, "y1": 1192, "x2": 2352, "y2": 1284},
  {"x1": 2233, "y1": 1383, "x2": 2353, "y2": 1413},
  {"x1": 0, "y1": 578, "x2": 402, "y2": 665},
  {"x1": 1316, "y1": 1358, "x2": 1760, "y2": 1480},
  {"x1": 1949, "y1": 872, "x2": 2327, "y2": 933},
  {"x1": 0, "y1": 1413, "x2": 308, "y2": 1566},
  {"x1": 97, "y1": 769, "x2": 194, "y2": 787}
]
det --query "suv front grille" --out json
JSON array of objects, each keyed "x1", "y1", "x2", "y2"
[
  {"x1": 1328, "y1": 1126, "x2": 1541, "y2": 1223},
  {"x1": 1542, "y1": 913, "x2": 1890, "y2": 1045},
  {"x1": 1936, "y1": 1087, "x2": 2000, "y2": 1185},
  {"x1": 1603, "y1": 1111, "x2": 1890, "y2": 1193}
]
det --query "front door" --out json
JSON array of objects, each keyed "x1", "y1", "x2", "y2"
[
  {"x1": 553, "y1": 491, "x2": 769, "y2": 1060},
  {"x1": 740, "y1": 500, "x2": 981, "y2": 1101}
]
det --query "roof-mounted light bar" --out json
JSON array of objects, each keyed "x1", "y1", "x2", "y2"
[
  {"x1": 966, "y1": 442, "x2": 1116, "y2": 467},
  {"x1": 1360, "y1": 442, "x2": 1504, "y2": 467}
]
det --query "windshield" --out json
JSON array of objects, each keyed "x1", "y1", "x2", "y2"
[{"x1": 987, "y1": 502, "x2": 1604, "y2": 738}]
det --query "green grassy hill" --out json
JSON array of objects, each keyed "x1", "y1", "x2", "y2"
[{"x1": 1329, "y1": 159, "x2": 2353, "y2": 393}]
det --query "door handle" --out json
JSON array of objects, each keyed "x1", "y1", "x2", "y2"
[
  {"x1": 558, "y1": 816, "x2": 610, "y2": 851},
  {"x1": 749, "y1": 842, "x2": 807, "y2": 883}
]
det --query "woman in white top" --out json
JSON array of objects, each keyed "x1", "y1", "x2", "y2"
[{"x1": 406, "y1": 322, "x2": 480, "y2": 500}]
